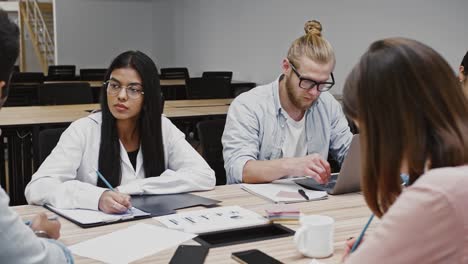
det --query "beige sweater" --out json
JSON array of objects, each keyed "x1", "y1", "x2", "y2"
[{"x1": 346, "y1": 165, "x2": 468, "y2": 264}]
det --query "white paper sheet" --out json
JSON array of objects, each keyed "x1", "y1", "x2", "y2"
[
  {"x1": 69, "y1": 223, "x2": 196, "y2": 264},
  {"x1": 155, "y1": 205, "x2": 269, "y2": 234},
  {"x1": 241, "y1": 180, "x2": 328, "y2": 203}
]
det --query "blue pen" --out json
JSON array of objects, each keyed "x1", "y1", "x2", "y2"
[
  {"x1": 25, "y1": 215, "x2": 58, "y2": 226},
  {"x1": 96, "y1": 169, "x2": 133, "y2": 214},
  {"x1": 351, "y1": 173, "x2": 410, "y2": 252},
  {"x1": 350, "y1": 214, "x2": 374, "y2": 252},
  {"x1": 96, "y1": 170, "x2": 115, "y2": 191}
]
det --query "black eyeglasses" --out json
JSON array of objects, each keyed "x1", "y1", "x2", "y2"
[{"x1": 290, "y1": 62, "x2": 335, "y2": 92}]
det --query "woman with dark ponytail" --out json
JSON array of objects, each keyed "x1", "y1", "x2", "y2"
[{"x1": 25, "y1": 51, "x2": 215, "y2": 213}]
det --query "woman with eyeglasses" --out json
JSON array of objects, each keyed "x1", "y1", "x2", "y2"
[
  {"x1": 25, "y1": 51, "x2": 215, "y2": 213},
  {"x1": 342, "y1": 39, "x2": 468, "y2": 263}
]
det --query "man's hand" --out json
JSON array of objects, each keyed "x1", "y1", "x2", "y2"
[
  {"x1": 30, "y1": 213, "x2": 61, "y2": 239},
  {"x1": 98, "y1": 190, "x2": 132, "y2": 214},
  {"x1": 285, "y1": 153, "x2": 331, "y2": 183}
]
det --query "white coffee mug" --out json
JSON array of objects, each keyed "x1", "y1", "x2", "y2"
[{"x1": 293, "y1": 215, "x2": 334, "y2": 258}]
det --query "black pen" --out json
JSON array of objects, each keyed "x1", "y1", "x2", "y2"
[{"x1": 298, "y1": 189, "x2": 309, "y2": 200}]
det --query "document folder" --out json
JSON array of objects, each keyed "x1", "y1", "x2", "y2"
[
  {"x1": 44, "y1": 204, "x2": 151, "y2": 228},
  {"x1": 130, "y1": 193, "x2": 221, "y2": 217}
]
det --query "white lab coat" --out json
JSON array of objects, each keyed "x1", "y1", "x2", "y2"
[{"x1": 25, "y1": 112, "x2": 215, "y2": 210}]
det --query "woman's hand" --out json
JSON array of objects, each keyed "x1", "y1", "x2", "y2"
[
  {"x1": 342, "y1": 237, "x2": 357, "y2": 262},
  {"x1": 98, "y1": 190, "x2": 132, "y2": 214}
]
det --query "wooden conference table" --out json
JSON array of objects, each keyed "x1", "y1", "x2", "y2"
[
  {"x1": 13, "y1": 184, "x2": 377, "y2": 264},
  {"x1": 0, "y1": 99, "x2": 232, "y2": 205},
  {"x1": 44, "y1": 79, "x2": 254, "y2": 89},
  {"x1": 44, "y1": 79, "x2": 187, "y2": 88},
  {"x1": 0, "y1": 98, "x2": 233, "y2": 126}
]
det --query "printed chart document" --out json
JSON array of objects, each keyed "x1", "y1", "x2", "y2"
[
  {"x1": 241, "y1": 179, "x2": 327, "y2": 203},
  {"x1": 69, "y1": 223, "x2": 196, "y2": 264},
  {"x1": 156, "y1": 205, "x2": 269, "y2": 234}
]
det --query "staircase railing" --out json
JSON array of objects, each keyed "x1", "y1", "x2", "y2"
[{"x1": 19, "y1": 0, "x2": 54, "y2": 73}]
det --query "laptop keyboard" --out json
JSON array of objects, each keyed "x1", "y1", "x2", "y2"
[
  {"x1": 294, "y1": 174, "x2": 339, "y2": 191},
  {"x1": 323, "y1": 180, "x2": 336, "y2": 189}
]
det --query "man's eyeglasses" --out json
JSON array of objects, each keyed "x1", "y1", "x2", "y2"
[
  {"x1": 104, "y1": 80, "x2": 144, "y2": 99},
  {"x1": 289, "y1": 62, "x2": 335, "y2": 92}
]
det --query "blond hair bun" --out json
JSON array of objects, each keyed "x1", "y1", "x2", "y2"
[{"x1": 304, "y1": 20, "x2": 322, "y2": 37}]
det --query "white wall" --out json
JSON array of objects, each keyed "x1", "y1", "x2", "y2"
[
  {"x1": 151, "y1": 0, "x2": 174, "y2": 67},
  {"x1": 54, "y1": 0, "x2": 468, "y2": 94},
  {"x1": 54, "y1": 0, "x2": 155, "y2": 70},
  {"x1": 168, "y1": 0, "x2": 468, "y2": 94}
]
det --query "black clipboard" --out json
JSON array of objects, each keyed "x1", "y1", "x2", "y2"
[
  {"x1": 194, "y1": 224, "x2": 295, "y2": 248},
  {"x1": 130, "y1": 193, "x2": 221, "y2": 217},
  {"x1": 44, "y1": 204, "x2": 152, "y2": 228}
]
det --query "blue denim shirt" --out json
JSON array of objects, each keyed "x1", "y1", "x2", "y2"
[{"x1": 222, "y1": 76, "x2": 353, "y2": 184}]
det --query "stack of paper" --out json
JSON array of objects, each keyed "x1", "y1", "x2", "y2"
[
  {"x1": 265, "y1": 204, "x2": 300, "y2": 224},
  {"x1": 241, "y1": 179, "x2": 327, "y2": 203}
]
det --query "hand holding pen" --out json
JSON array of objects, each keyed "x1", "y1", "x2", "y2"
[
  {"x1": 96, "y1": 170, "x2": 133, "y2": 214},
  {"x1": 343, "y1": 173, "x2": 410, "y2": 260},
  {"x1": 98, "y1": 190, "x2": 132, "y2": 214}
]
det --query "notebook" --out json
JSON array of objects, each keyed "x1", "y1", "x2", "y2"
[
  {"x1": 44, "y1": 204, "x2": 151, "y2": 228},
  {"x1": 241, "y1": 179, "x2": 327, "y2": 203}
]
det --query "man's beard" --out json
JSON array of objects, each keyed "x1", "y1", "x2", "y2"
[{"x1": 285, "y1": 77, "x2": 315, "y2": 111}]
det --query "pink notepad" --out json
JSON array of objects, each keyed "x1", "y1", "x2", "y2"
[{"x1": 265, "y1": 204, "x2": 300, "y2": 215}]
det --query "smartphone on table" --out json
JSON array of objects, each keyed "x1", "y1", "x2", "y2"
[
  {"x1": 169, "y1": 245, "x2": 209, "y2": 264},
  {"x1": 231, "y1": 249, "x2": 283, "y2": 264}
]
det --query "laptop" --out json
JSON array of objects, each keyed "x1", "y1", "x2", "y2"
[{"x1": 294, "y1": 134, "x2": 361, "y2": 195}]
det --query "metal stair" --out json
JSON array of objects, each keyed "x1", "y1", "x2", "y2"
[{"x1": 19, "y1": 0, "x2": 54, "y2": 73}]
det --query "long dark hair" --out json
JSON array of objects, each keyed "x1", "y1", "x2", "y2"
[
  {"x1": 343, "y1": 38, "x2": 468, "y2": 217},
  {"x1": 98, "y1": 50, "x2": 165, "y2": 187}
]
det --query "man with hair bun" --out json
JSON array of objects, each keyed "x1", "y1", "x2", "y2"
[{"x1": 223, "y1": 20, "x2": 352, "y2": 184}]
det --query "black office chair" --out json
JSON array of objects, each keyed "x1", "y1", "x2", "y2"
[
  {"x1": 202, "y1": 72, "x2": 233, "y2": 98},
  {"x1": 186, "y1": 77, "x2": 232, "y2": 99},
  {"x1": 39, "y1": 82, "x2": 93, "y2": 105},
  {"x1": 232, "y1": 82, "x2": 256, "y2": 97},
  {"x1": 160, "y1": 67, "x2": 190, "y2": 100},
  {"x1": 38, "y1": 127, "x2": 67, "y2": 165},
  {"x1": 160, "y1": 67, "x2": 190, "y2": 80},
  {"x1": 196, "y1": 118, "x2": 227, "y2": 185},
  {"x1": 80, "y1": 68, "x2": 107, "y2": 81},
  {"x1": 10, "y1": 72, "x2": 45, "y2": 83},
  {"x1": 201, "y1": 71, "x2": 233, "y2": 83},
  {"x1": 5, "y1": 72, "x2": 45, "y2": 106},
  {"x1": 47, "y1": 65, "x2": 76, "y2": 81}
]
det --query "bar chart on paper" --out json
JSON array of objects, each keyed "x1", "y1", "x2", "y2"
[{"x1": 155, "y1": 206, "x2": 269, "y2": 234}]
